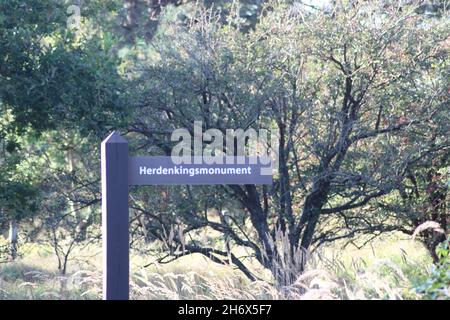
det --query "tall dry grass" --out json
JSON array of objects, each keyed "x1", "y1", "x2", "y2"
[{"x1": 0, "y1": 232, "x2": 434, "y2": 300}]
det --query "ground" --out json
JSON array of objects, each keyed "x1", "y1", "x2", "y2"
[{"x1": 0, "y1": 233, "x2": 433, "y2": 300}]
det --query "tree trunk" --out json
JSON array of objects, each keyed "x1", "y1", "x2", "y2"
[{"x1": 9, "y1": 219, "x2": 18, "y2": 261}]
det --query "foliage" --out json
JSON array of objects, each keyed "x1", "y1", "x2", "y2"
[
  {"x1": 116, "y1": 0, "x2": 265, "y2": 44},
  {"x1": 0, "y1": 237, "x2": 432, "y2": 300},
  {"x1": 0, "y1": 0, "x2": 448, "y2": 294},
  {"x1": 415, "y1": 237, "x2": 450, "y2": 299},
  {"x1": 0, "y1": 0, "x2": 126, "y2": 268}
]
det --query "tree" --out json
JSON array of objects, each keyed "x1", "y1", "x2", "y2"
[
  {"x1": 127, "y1": 1, "x2": 449, "y2": 284},
  {"x1": 367, "y1": 146, "x2": 449, "y2": 262},
  {"x1": 27, "y1": 130, "x2": 103, "y2": 274}
]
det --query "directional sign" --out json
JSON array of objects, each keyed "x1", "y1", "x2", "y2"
[
  {"x1": 101, "y1": 132, "x2": 273, "y2": 300},
  {"x1": 128, "y1": 156, "x2": 273, "y2": 185},
  {"x1": 101, "y1": 132, "x2": 129, "y2": 300}
]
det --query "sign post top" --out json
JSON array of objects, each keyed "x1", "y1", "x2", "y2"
[{"x1": 102, "y1": 131, "x2": 128, "y2": 145}]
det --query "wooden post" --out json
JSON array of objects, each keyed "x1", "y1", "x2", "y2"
[
  {"x1": 9, "y1": 219, "x2": 18, "y2": 261},
  {"x1": 101, "y1": 132, "x2": 129, "y2": 300}
]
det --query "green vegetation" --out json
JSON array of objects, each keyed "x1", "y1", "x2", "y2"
[{"x1": 0, "y1": 235, "x2": 439, "y2": 300}]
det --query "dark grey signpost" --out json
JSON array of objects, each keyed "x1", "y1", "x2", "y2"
[{"x1": 101, "y1": 131, "x2": 272, "y2": 300}]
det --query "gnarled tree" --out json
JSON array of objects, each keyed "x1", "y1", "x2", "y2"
[{"x1": 126, "y1": 1, "x2": 449, "y2": 284}]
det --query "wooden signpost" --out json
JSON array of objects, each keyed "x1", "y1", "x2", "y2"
[{"x1": 101, "y1": 131, "x2": 273, "y2": 300}]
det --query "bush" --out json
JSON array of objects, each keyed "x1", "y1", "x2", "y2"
[{"x1": 415, "y1": 237, "x2": 450, "y2": 300}]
